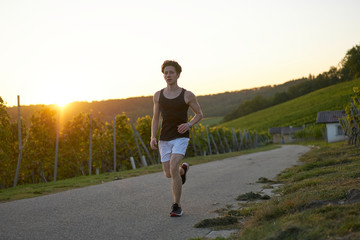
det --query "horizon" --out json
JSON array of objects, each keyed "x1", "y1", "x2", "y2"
[
  {"x1": 2, "y1": 0, "x2": 360, "y2": 107},
  {"x1": 4, "y1": 82, "x2": 277, "y2": 108}
]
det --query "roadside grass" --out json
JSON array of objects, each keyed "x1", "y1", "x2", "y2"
[
  {"x1": 192, "y1": 140, "x2": 360, "y2": 239},
  {"x1": 0, "y1": 144, "x2": 278, "y2": 203}
]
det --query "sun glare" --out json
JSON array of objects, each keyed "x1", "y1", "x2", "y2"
[
  {"x1": 56, "y1": 101, "x2": 69, "y2": 108},
  {"x1": 44, "y1": 93, "x2": 73, "y2": 108},
  {"x1": 55, "y1": 94, "x2": 75, "y2": 108},
  {"x1": 41, "y1": 84, "x2": 79, "y2": 108}
]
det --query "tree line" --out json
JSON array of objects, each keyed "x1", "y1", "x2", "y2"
[
  {"x1": 222, "y1": 43, "x2": 360, "y2": 123},
  {"x1": 0, "y1": 101, "x2": 268, "y2": 189},
  {"x1": 5, "y1": 78, "x2": 308, "y2": 127}
]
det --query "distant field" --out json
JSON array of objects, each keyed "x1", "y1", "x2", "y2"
[
  {"x1": 220, "y1": 78, "x2": 360, "y2": 133},
  {"x1": 200, "y1": 117, "x2": 223, "y2": 126}
]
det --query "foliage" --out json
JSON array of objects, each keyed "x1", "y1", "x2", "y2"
[
  {"x1": 0, "y1": 97, "x2": 20, "y2": 188},
  {"x1": 21, "y1": 107, "x2": 57, "y2": 184},
  {"x1": 221, "y1": 77, "x2": 360, "y2": 133},
  {"x1": 61, "y1": 113, "x2": 93, "y2": 176},
  {"x1": 0, "y1": 102, "x2": 268, "y2": 189},
  {"x1": 340, "y1": 85, "x2": 360, "y2": 145},
  {"x1": 340, "y1": 44, "x2": 360, "y2": 81},
  {"x1": 293, "y1": 124, "x2": 325, "y2": 140},
  {"x1": 223, "y1": 95, "x2": 272, "y2": 122}
]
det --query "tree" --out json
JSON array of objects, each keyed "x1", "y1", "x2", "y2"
[
  {"x1": 114, "y1": 113, "x2": 135, "y2": 170},
  {"x1": 22, "y1": 106, "x2": 57, "y2": 184},
  {"x1": 222, "y1": 95, "x2": 271, "y2": 122},
  {"x1": 61, "y1": 113, "x2": 93, "y2": 176},
  {"x1": 340, "y1": 44, "x2": 360, "y2": 81},
  {"x1": 0, "y1": 97, "x2": 18, "y2": 188},
  {"x1": 136, "y1": 115, "x2": 151, "y2": 144},
  {"x1": 272, "y1": 92, "x2": 291, "y2": 105}
]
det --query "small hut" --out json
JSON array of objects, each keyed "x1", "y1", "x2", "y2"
[{"x1": 316, "y1": 110, "x2": 347, "y2": 143}]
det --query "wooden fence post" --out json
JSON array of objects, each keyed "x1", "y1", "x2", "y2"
[
  {"x1": 141, "y1": 155, "x2": 148, "y2": 167},
  {"x1": 130, "y1": 156, "x2": 136, "y2": 169},
  {"x1": 113, "y1": 115, "x2": 117, "y2": 172},
  {"x1": 54, "y1": 107, "x2": 60, "y2": 181},
  {"x1": 191, "y1": 128, "x2": 197, "y2": 156},
  {"x1": 194, "y1": 127, "x2": 204, "y2": 156},
  {"x1": 239, "y1": 130, "x2": 244, "y2": 149},
  {"x1": 13, "y1": 95, "x2": 22, "y2": 187},
  {"x1": 232, "y1": 128, "x2": 239, "y2": 151},
  {"x1": 131, "y1": 124, "x2": 144, "y2": 166},
  {"x1": 238, "y1": 130, "x2": 243, "y2": 151},
  {"x1": 254, "y1": 132, "x2": 258, "y2": 148},
  {"x1": 131, "y1": 123, "x2": 154, "y2": 165},
  {"x1": 206, "y1": 126, "x2": 212, "y2": 155},
  {"x1": 88, "y1": 114, "x2": 93, "y2": 175},
  {"x1": 222, "y1": 129, "x2": 231, "y2": 153},
  {"x1": 216, "y1": 129, "x2": 225, "y2": 153},
  {"x1": 210, "y1": 133, "x2": 219, "y2": 155}
]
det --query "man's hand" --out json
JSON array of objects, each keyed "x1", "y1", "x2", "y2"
[
  {"x1": 150, "y1": 137, "x2": 158, "y2": 150},
  {"x1": 177, "y1": 123, "x2": 191, "y2": 134}
]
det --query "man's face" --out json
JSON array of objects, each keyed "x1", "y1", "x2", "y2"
[{"x1": 163, "y1": 66, "x2": 179, "y2": 85}]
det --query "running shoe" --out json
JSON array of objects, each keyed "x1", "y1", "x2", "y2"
[
  {"x1": 181, "y1": 163, "x2": 189, "y2": 185},
  {"x1": 170, "y1": 203, "x2": 183, "y2": 217}
]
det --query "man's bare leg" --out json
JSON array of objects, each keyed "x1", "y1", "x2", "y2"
[
  {"x1": 162, "y1": 154, "x2": 186, "y2": 207},
  {"x1": 170, "y1": 154, "x2": 184, "y2": 206},
  {"x1": 162, "y1": 160, "x2": 184, "y2": 179}
]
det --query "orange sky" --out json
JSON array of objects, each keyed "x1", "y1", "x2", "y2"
[{"x1": 1, "y1": 0, "x2": 360, "y2": 107}]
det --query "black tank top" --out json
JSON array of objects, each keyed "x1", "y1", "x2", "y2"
[{"x1": 159, "y1": 88, "x2": 189, "y2": 141}]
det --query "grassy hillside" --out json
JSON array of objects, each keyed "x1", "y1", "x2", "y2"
[{"x1": 220, "y1": 78, "x2": 360, "y2": 133}]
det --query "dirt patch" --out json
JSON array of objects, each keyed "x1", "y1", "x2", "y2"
[
  {"x1": 236, "y1": 191, "x2": 270, "y2": 201},
  {"x1": 299, "y1": 188, "x2": 360, "y2": 212},
  {"x1": 257, "y1": 177, "x2": 276, "y2": 183},
  {"x1": 194, "y1": 216, "x2": 238, "y2": 228},
  {"x1": 345, "y1": 188, "x2": 360, "y2": 204},
  {"x1": 264, "y1": 226, "x2": 304, "y2": 240}
]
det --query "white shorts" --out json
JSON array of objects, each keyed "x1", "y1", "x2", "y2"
[{"x1": 158, "y1": 138, "x2": 190, "y2": 163}]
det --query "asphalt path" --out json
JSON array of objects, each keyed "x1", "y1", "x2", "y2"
[{"x1": 0, "y1": 145, "x2": 310, "y2": 240}]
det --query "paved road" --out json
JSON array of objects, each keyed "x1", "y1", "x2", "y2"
[{"x1": 0, "y1": 145, "x2": 309, "y2": 240}]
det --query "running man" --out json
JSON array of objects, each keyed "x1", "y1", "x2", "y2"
[{"x1": 150, "y1": 60, "x2": 203, "y2": 217}]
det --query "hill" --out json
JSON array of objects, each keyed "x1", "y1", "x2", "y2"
[
  {"x1": 5, "y1": 78, "x2": 305, "y2": 124},
  {"x1": 220, "y1": 77, "x2": 360, "y2": 132}
]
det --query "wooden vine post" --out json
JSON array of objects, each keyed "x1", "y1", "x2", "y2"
[
  {"x1": 205, "y1": 126, "x2": 212, "y2": 155},
  {"x1": 54, "y1": 106, "x2": 60, "y2": 181},
  {"x1": 88, "y1": 114, "x2": 93, "y2": 175},
  {"x1": 13, "y1": 95, "x2": 22, "y2": 187},
  {"x1": 113, "y1": 115, "x2": 117, "y2": 172}
]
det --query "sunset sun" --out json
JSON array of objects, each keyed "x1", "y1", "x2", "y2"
[{"x1": 42, "y1": 87, "x2": 76, "y2": 107}]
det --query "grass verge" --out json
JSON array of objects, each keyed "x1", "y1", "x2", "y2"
[
  {"x1": 192, "y1": 140, "x2": 360, "y2": 239},
  {"x1": 0, "y1": 144, "x2": 279, "y2": 203}
]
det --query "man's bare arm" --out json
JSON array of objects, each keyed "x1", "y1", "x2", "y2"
[{"x1": 150, "y1": 91, "x2": 161, "y2": 150}]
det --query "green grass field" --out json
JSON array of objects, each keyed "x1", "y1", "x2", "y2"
[{"x1": 220, "y1": 78, "x2": 360, "y2": 133}]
